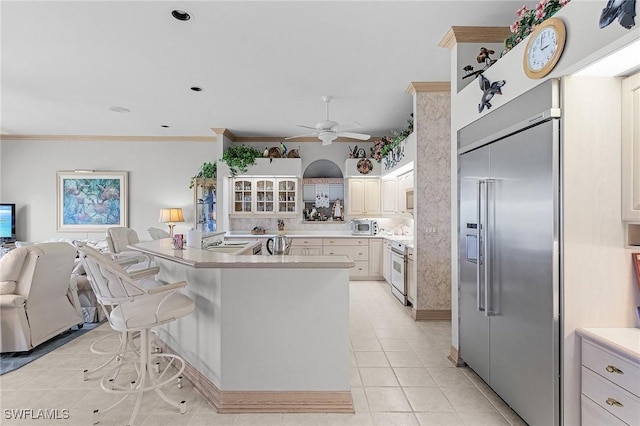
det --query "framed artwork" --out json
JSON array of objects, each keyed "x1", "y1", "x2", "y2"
[
  {"x1": 56, "y1": 170, "x2": 128, "y2": 232},
  {"x1": 633, "y1": 253, "x2": 640, "y2": 292}
]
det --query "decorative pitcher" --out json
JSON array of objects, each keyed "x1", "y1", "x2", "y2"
[{"x1": 266, "y1": 236, "x2": 291, "y2": 255}]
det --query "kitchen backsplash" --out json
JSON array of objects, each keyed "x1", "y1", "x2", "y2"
[{"x1": 229, "y1": 217, "x2": 413, "y2": 235}]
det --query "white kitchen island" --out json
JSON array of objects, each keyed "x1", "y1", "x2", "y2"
[{"x1": 129, "y1": 239, "x2": 355, "y2": 413}]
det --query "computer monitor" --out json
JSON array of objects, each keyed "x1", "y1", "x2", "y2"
[{"x1": 0, "y1": 204, "x2": 16, "y2": 242}]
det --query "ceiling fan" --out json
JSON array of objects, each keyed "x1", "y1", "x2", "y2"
[{"x1": 286, "y1": 96, "x2": 371, "y2": 145}]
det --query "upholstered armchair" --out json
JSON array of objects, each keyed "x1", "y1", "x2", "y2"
[{"x1": 0, "y1": 242, "x2": 84, "y2": 353}]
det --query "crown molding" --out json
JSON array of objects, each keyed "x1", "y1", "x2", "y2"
[
  {"x1": 438, "y1": 26, "x2": 511, "y2": 50},
  {"x1": 0, "y1": 134, "x2": 216, "y2": 142},
  {"x1": 210, "y1": 128, "x2": 236, "y2": 141},
  {"x1": 0, "y1": 133, "x2": 382, "y2": 143},
  {"x1": 405, "y1": 82, "x2": 451, "y2": 95},
  {"x1": 233, "y1": 136, "x2": 383, "y2": 143}
]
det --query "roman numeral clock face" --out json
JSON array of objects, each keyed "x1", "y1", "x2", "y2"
[{"x1": 523, "y1": 17, "x2": 567, "y2": 79}]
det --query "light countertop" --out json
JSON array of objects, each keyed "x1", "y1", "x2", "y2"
[
  {"x1": 129, "y1": 239, "x2": 355, "y2": 269},
  {"x1": 576, "y1": 328, "x2": 640, "y2": 364},
  {"x1": 225, "y1": 230, "x2": 414, "y2": 248}
]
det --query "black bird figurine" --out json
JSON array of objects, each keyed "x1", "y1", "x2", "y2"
[
  {"x1": 599, "y1": 0, "x2": 636, "y2": 29},
  {"x1": 478, "y1": 74, "x2": 506, "y2": 113}
]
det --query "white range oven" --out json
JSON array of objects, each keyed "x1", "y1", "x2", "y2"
[{"x1": 390, "y1": 240, "x2": 408, "y2": 305}]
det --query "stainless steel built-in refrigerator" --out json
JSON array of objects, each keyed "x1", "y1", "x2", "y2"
[{"x1": 458, "y1": 80, "x2": 560, "y2": 426}]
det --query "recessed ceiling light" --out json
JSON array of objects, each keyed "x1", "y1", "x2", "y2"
[
  {"x1": 190, "y1": 86, "x2": 203, "y2": 92},
  {"x1": 172, "y1": 10, "x2": 191, "y2": 21},
  {"x1": 109, "y1": 106, "x2": 130, "y2": 113}
]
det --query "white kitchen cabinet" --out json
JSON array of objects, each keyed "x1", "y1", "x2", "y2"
[
  {"x1": 622, "y1": 72, "x2": 640, "y2": 222},
  {"x1": 381, "y1": 178, "x2": 398, "y2": 214},
  {"x1": 289, "y1": 238, "x2": 323, "y2": 256},
  {"x1": 231, "y1": 177, "x2": 298, "y2": 216},
  {"x1": 382, "y1": 240, "x2": 391, "y2": 283},
  {"x1": 368, "y1": 238, "x2": 383, "y2": 277},
  {"x1": 232, "y1": 179, "x2": 253, "y2": 213},
  {"x1": 323, "y1": 238, "x2": 370, "y2": 279},
  {"x1": 347, "y1": 178, "x2": 380, "y2": 216},
  {"x1": 397, "y1": 171, "x2": 414, "y2": 214},
  {"x1": 255, "y1": 178, "x2": 276, "y2": 213},
  {"x1": 407, "y1": 247, "x2": 416, "y2": 305},
  {"x1": 579, "y1": 329, "x2": 640, "y2": 426}
]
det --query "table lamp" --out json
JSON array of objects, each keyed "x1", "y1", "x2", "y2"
[{"x1": 159, "y1": 208, "x2": 184, "y2": 237}]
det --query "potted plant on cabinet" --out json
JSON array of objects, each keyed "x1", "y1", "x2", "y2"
[
  {"x1": 220, "y1": 145, "x2": 261, "y2": 177},
  {"x1": 189, "y1": 162, "x2": 217, "y2": 189}
]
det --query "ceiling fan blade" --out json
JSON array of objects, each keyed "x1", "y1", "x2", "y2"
[
  {"x1": 285, "y1": 133, "x2": 318, "y2": 140},
  {"x1": 296, "y1": 124, "x2": 318, "y2": 130},
  {"x1": 334, "y1": 121, "x2": 361, "y2": 132},
  {"x1": 337, "y1": 132, "x2": 371, "y2": 141}
]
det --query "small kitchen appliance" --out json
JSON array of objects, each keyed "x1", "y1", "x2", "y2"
[{"x1": 350, "y1": 219, "x2": 378, "y2": 236}]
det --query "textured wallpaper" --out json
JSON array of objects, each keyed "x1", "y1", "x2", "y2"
[{"x1": 414, "y1": 92, "x2": 452, "y2": 312}]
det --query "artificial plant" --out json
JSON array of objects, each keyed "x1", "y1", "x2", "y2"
[{"x1": 220, "y1": 145, "x2": 262, "y2": 177}]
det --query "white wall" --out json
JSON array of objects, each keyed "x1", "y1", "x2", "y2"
[{"x1": 0, "y1": 138, "x2": 216, "y2": 241}]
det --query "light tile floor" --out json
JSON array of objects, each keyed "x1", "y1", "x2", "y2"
[{"x1": 0, "y1": 280, "x2": 526, "y2": 425}]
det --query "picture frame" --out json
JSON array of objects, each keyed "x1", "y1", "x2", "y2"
[
  {"x1": 56, "y1": 170, "x2": 128, "y2": 232},
  {"x1": 633, "y1": 253, "x2": 640, "y2": 292}
]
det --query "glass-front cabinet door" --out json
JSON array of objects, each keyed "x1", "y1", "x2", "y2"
[
  {"x1": 231, "y1": 177, "x2": 298, "y2": 215},
  {"x1": 233, "y1": 179, "x2": 253, "y2": 213},
  {"x1": 277, "y1": 179, "x2": 297, "y2": 214},
  {"x1": 194, "y1": 178, "x2": 217, "y2": 232},
  {"x1": 256, "y1": 179, "x2": 275, "y2": 213}
]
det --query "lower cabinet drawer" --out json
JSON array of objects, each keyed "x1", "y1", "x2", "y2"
[
  {"x1": 350, "y1": 261, "x2": 369, "y2": 277},
  {"x1": 324, "y1": 245, "x2": 368, "y2": 261},
  {"x1": 582, "y1": 366, "x2": 640, "y2": 425},
  {"x1": 581, "y1": 394, "x2": 627, "y2": 426},
  {"x1": 583, "y1": 340, "x2": 640, "y2": 397}
]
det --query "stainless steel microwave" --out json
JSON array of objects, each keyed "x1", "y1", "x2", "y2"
[
  {"x1": 406, "y1": 188, "x2": 414, "y2": 213},
  {"x1": 350, "y1": 219, "x2": 378, "y2": 235}
]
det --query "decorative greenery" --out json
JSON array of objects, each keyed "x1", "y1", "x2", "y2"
[
  {"x1": 370, "y1": 113, "x2": 414, "y2": 163},
  {"x1": 502, "y1": 0, "x2": 571, "y2": 56},
  {"x1": 220, "y1": 145, "x2": 262, "y2": 177},
  {"x1": 189, "y1": 162, "x2": 217, "y2": 189}
]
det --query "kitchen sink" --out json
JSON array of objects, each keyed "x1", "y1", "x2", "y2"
[{"x1": 206, "y1": 246, "x2": 243, "y2": 254}]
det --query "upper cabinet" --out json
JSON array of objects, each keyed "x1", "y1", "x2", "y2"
[
  {"x1": 622, "y1": 72, "x2": 640, "y2": 222},
  {"x1": 347, "y1": 178, "x2": 380, "y2": 216},
  {"x1": 381, "y1": 178, "x2": 398, "y2": 214},
  {"x1": 231, "y1": 177, "x2": 298, "y2": 216},
  {"x1": 381, "y1": 171, "x2": 414, "y2": 216}
]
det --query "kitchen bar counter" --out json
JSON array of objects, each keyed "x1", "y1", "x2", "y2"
[
  {"x1": 130, "y1": 238, "x2": 355, "y2": 269},
  {"x1": 226, "y1": 230, "x2": 415, "y2": 248},
  {"x1": 128, "y1": 240, "x2": 354, "y2": 413}
]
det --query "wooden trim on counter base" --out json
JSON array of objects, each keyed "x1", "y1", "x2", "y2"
[
  {"x1": 157, "y1": 340, "x2": 354, "y2": 414},
  {"x1": 412, "y1": 309, "x2": 451, "y2": 321},
  {"x1": 216, "y1": 391, "x2": 354, "y2": 414}
]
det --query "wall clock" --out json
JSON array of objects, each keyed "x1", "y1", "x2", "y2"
[{"x1": 523, "y1": 17, "x2": 567, "y2": 79}]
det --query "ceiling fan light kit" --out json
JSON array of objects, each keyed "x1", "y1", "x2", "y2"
[{"x1": 287, "y1": 96, "x2": 371, "y2": 145}]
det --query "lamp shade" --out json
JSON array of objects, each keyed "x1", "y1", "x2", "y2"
[{"x1": 159, "y1": 208, "x2": 185, "y2": 223}]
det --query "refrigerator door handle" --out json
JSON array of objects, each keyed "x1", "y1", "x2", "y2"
[
  {"x1": 476, "y1": 180, "x2": 485, "y2": 312},
  {"x1": 484, "y1": 178, "x2": 496, "y2": 317}
]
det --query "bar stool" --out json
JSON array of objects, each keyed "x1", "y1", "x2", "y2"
[
  {"x1": 77, "y1": 245, "x2": 194, "y2": 426},
  {"x1": 74, "y1": 242, "x2": 162, "y2": 381}
]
